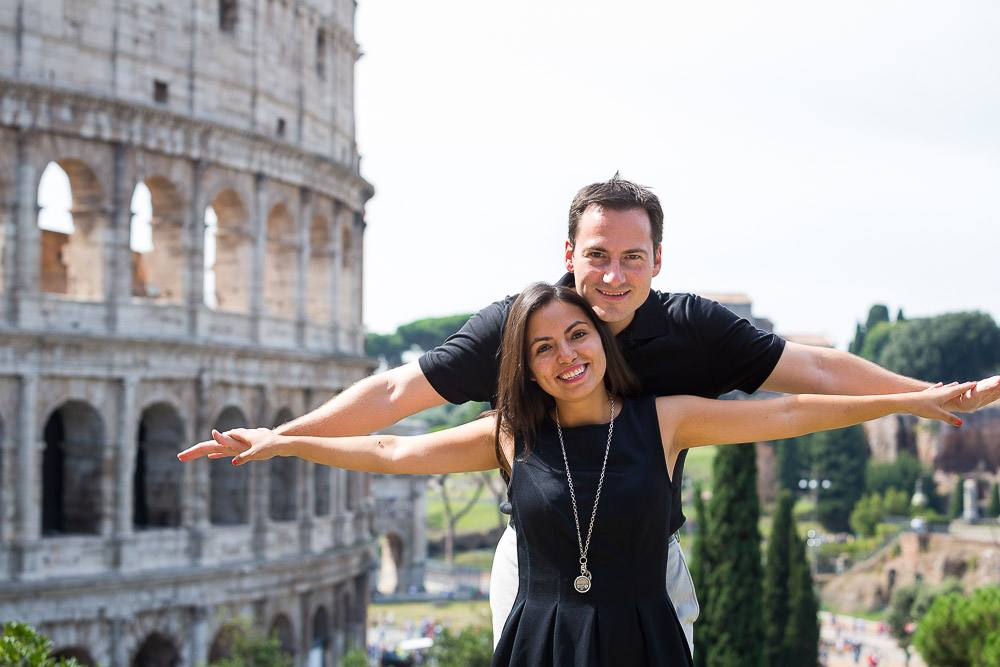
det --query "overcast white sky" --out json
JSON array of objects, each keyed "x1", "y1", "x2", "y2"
[{"x1": 355, "y1": 0, "x2": 1000, "y2": 349}]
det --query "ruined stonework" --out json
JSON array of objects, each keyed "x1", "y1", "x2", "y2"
[{"x1": 0, "y1": 1, "x2": 375, "y2": 664}]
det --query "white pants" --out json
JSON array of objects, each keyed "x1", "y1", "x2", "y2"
[{"x1": 489, "y1": 524, "x2": 699, "y2": 656}]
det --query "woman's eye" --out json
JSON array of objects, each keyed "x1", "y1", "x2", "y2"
[
  {"x1": 535, "y1": 344, "x2": 551, "y2": 354},
  {"x1": 571, "y1": 329, "x2": 587, "y2": 339}
]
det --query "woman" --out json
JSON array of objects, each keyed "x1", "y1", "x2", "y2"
[{"x1": 178, "y1": 283, "x2": 970, "y2": 666}]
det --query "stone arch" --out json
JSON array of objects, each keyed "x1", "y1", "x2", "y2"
[
  {"x1": 131, "y1": 176, "x2": 185, "y2": 302},
  {"x1": 306, "y1": 214, "x2": 331, "y2": 323},
  {"x1": 377, "y1": 532, "x2": 405, "y2": 594},
  {"x1": 53, "y1": 647, "x2": 96, "y2": 665},
  {"x1": 309, "y1": 606, "x2": 330, "y2": 666},
  {"x1": 41, "y1": 401, "x2": 106, "y2": 535},
  {"x1": 210, "y1": 406, "x2": 250, "y2": 525},
  {"x1": 205, "y1": 188, "x2": 250, "y2": 312},
  {"x1": 131, "y1": 632, "x2": 180, "y2": 667},
  {"x1": 269, "y1": 613, "x2": 295, "y2": 658},
  {"x1": 134, "y1": 402, "x2": 185, "y2": 529},
  {"x1": 208, "y1": 622, "x2": 240, "y2": 662},
  {"x1": 269, "y1": 407, "x2": 297, "y2": 521},
  {"x1": 264, "y1": 203, "x2": 298, "y2": 318},
  {"x1": 37, "y1": 160, "x2": 106, "y2": 300}
]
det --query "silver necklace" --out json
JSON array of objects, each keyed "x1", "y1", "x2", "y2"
[{"x1": 554, "y1": 394, "x2": 614, "y2": 594}]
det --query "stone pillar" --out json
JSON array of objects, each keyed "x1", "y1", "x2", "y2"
[
  {"x1": 187, "y1": 158, "x2": 206, "y2": 337},
  {"x1": 250, "y1": 173, "x2": 268, "y2": 343},
  {"x1": 328, "y1": 203, "x2": 342, "y2": 350},
  {"x1": 252, "y1": 385, "x2": 268, "y2": 558},
  {"x1": 106, "y1": 142, "x2": 133, "y2": 332},
  {"x1": 295, "y1": 188, "x2": 310, "y2": 346},
  {"x1": 112, "y1": 376, "x2": 139, "y2": 561},
  {"x1": 13, "y1": 130, "x2": 39, "y2": 327},
  {"x1": 964, "y1": 478, "x2": 980, "y2": 521}
]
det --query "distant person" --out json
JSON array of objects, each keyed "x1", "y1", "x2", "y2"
[
  {"x1": 180, "y1": 282, "x2": 975, "y2": 666},
  {"x1": 190, "y1": 174, "x2": 1000, "y2": 654}
]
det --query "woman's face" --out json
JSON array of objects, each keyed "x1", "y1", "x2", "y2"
[{"x1": 525, "y1": 300, "x2": 607, "y2": 403}]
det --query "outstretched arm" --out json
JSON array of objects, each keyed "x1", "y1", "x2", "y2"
[
  {"x1": 200, "y1": 361, "x2": 448, "y2": 454},
  {"x1": 178, "y1": 413, "x2": 502, "y2": 475},
  {"x1": 658, "y1": 381, "x2": 975, "y2": 455},
  {"x1": 761, "y1": 342, "x2": 1000, "y2": 413}
]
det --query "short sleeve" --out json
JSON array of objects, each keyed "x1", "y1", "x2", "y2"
[
  {"x1": 687, "y1": 295, "x2": 786, "y2": 396},
  {"x1": 417, "y1": 298, "x2": 510, "y2": 405}
]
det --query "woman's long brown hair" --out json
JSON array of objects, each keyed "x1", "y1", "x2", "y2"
[{"x1": 493, "y1": 282, "x2": 640, "y2": 481}]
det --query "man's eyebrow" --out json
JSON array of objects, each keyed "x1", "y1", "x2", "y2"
[
  {"x1": 529, "y1": 321, "x2": 587, "y2": 347},
  {"x1": 583, "y1": 244, "x2": 647, "y2": 255}
]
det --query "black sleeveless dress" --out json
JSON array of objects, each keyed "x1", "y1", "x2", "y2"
[{"x1": 492, "y1": 396, "x2": 693, "y2": 666}]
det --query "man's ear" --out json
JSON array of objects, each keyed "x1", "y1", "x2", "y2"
[
  {"x1": 564, "y1": 240, "x2": 575, "y2": 272},
  {"x1": 652, "y1": 245, "x2": 662, "y2": 277}
]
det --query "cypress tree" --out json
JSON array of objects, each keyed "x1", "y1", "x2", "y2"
[
  {"x1": 704, "y1": 443, "x2": 765, "y2": 667},
  {"x1": 865, "y1": 304, "x2": 890, "y2": 333},
  {"x1": 690, "y1": 484, "x2": 711, "y2": 667},
  {"x1": 811, "y1": 426, "x2": 868, "y2": 533},
  {"x1": 763, "y1": 491, "x2": 794, "y2": 667},
  {"x1": 849, "y1": 323, "x2": 865, "y2": 356},
  {"x1": 780, "y1": 516, "x2": 820, "y2": 666},
  {"x1": 949, "y1": 477, "x2": 964, "y2": 519},
  {"x1": 987, "y1": 483, "x2": 1000, "y2": 519}
]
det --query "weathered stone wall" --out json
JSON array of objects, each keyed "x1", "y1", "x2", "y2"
[{"x1": 0, "y1": 1, "x2": 376, "y2": 664}]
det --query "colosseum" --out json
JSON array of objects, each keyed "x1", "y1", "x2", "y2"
[{"x1": 0, "y1": 1, "x2": 376, "y2": 664}]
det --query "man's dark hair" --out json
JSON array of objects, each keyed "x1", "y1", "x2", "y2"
[{"x1": 567, "y1": 172, "x2": 664, "y2": 249}]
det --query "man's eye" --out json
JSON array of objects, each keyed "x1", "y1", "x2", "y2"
[
  {"x1": 626, "y1": 254, "x2": 642, "y2": 261},
  {"x1": 587, "y1": 252, "x2": 605, "y2": 260}
]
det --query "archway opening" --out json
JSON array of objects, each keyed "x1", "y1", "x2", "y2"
[
  {"x1": 53, "y1": 647, "x2": 96, "y2": 666},
  {"x1": 308, "y1": 606, "x2": 330, "y2": 667},
  {"x1": 131, "y1": 633, "x2": 180, "y2": 667},
  {"x1": 269, "y1": 614, "x2": 296, "y2": 657},
  {"x1": 134, "y1": 403, "x2": 185, "y2": 528},
  {"x1": 37, "y1": 161, "x2": 105, "y2": 300},
  {"x1": 42, "y1": 401, "x2": 105, "y2": 535},
  {"x1": 338, "y1": 225, "x2": 354, "y2": 326},
  {"x1": 314, "y1": 464, "x2": 331, "y2": 517},
  {"x1": 131, "y1": 178, "x2": 185, "y2": 302},
  {"x1": 210, "y1": 406, "x2": 250, "y2": 524},
  {"x1": 377, "y1": 533, "x2": 406, "y2": 594},
  {"x1": 208, "y1": 623, "x2": 240, "y2": 662},
  {"x1": 205, "y1": 189, "x2": 249, "y2": 312},
  {"x1": 264, "y1": 203, "x2": 298, "y2": 318}
]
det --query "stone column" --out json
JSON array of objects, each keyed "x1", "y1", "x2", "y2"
[
  {"x1": 295, "y1": 188, "x2": 310, "y2": 346},
  {"x1": 250, "y1": 173, "x2": 268, "y2": 343},
  {"x1": 187, "y1": 158, "x2": 206, "y2": 337},
  {"x1": 328, "y1": 203, "x2": 342, "y2": 350},
  {"x1": 964, "y1": 478, "x2": 980, "y2": 521},
  {"x1": 14, "y1": 372, "x2": 40, "y2": 577},
  {"x1": 13, "y1": 129, "x2": 39, "y2": 327},
  {"x1": 111, "y1": 375, "x2": 139, "y2": 565},
  {"x1": 106, "y1": 142, "x2": 133, "y2": 332},
  {"x1": 350, "y1": 213, "x2": 364, "y2": 354}
]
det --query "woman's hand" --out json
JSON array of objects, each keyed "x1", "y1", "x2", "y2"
[
  {"x1": 177, "y1": 428, "x2": 287, "y2": 466},
  {"x1": 903, "y1": 381, "x2": 979, "y2": 425}
]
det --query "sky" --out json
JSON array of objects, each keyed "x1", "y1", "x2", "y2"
[{"x1": 355, "y1": 0, "x2": 1000, "y2": 349}]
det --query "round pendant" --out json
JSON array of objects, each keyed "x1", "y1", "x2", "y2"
[{"x1": 573, "y1": 574, "x2": 592, "y2": 593}]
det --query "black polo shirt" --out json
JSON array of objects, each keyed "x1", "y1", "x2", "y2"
[{"x1": 418, "y1": 273, "x2": 786, "y2": 533}]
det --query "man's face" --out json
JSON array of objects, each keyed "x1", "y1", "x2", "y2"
[{"x1": 564, "y1": 205, "x2": 661, "y2": 336}]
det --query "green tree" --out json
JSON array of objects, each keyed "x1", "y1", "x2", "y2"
[
  {"x1": 859, "y1": 320, "x2": 895, "y2": 363},
  {"x1": 865, "y1": 304, "x2": 891, "y2": 333},
  {"x1": 0, "y1": 622, "x2": 82, "y2": 667},
  {"x1": 913, "y1": 585, "x2": 1000, "y2": 666},
  {"x1": 883, "y1": 487, "x2": 911, "y2": 516},
  {"x1": 690, "y1": 483, "x2": 711, "y2": 667},
  {"x1": 763, "y1": 491, "x2": 794, "y2": 666},
  {"x1": 916, "y1": 472, "x2": 946, "y2": 514},
  {"x1": 703, "y1": 444, "x2": 765, "y2": 667},
  {"x1": 865, "y1": 451, "x2": 922, "y2": 498},
  {"x1": 988, "y1": 483, "x2": 1000, "y2": 519},
  {"x1": 949, "y1": 477, "x2": 965, "y2": 520},
  {"x1": 811, "y1": 426, "x2": 868, "y2": 533},
  {"x1": 877, "y1": 312, "x2": 1000, "y2": 383},
  {"x1": 366, "y1": 313, "x2": 475, "y2": 368},
  {"x1": 774, "y1": 435, "x2": 814, "y2": 494},
  {"x1": 779, "y1": 521, "x2": 819, "y2": 667},
  {"x1": 849, "y1": 492, "x2": 883, "y2": 537},
  {"x1": 896, "y1": 308, "x2": 906, "y2": 323},
  {"x1": 428, "y1": 626, "x2": 493, "y2": 667},
  {"x1": 889, "y1": 579, "x2": 964, "y2": 653},
  {"x1": 204, "y1": 618, "x2": 293, "y2": 667}
]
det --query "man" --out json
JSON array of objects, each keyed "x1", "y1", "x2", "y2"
[{"x1": 202, "y1": 174, "x2": 1000, "y2": 654}]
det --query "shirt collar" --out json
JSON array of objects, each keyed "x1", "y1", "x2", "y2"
[{"x1": 554, "y1": 272, "x2": 666, "y2": 342}]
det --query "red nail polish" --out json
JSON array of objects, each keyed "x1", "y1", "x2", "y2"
[{"x1": 957, "y1": 419, "x2": 963, "y2": 426}]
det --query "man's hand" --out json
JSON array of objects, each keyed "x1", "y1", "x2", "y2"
[{"x1": 940, "y1": 375, "x2": 1000, "y2": 413}]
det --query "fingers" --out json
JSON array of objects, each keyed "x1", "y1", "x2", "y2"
[{"x1": 177, "y1": 439, "x2": 223, "y2": 461}]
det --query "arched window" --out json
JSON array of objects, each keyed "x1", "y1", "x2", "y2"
[
  {"x1": 42, "y1": 401, "x2": 106, "y2": 535},
  {"x1": 134, "y1": 403, "x2": 185, "y2": 528},
  {"x1": 209, "y1": 407, "x2": 250, "y2": 525}
]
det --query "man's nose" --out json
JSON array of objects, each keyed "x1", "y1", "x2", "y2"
[{"x1": 603, "y1": 260, "x2": 625, "y2": 285}]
